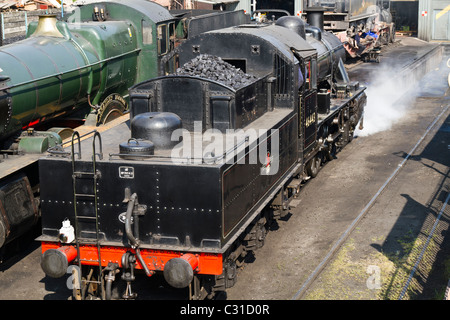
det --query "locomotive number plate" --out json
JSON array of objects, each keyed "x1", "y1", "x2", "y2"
[{"x1": 119, "y1": 166, "x2": 134, "y2": 179}]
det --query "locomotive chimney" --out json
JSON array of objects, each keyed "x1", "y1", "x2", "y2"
[
  {"x1": 32, "y1": 15, "x2": 64, "y2": 38},
  {"x1": 305, "y1": 6, "x2": 325, "y2": 31}
]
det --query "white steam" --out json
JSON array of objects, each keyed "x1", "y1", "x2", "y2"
[{"x1": 354, "y1": 66, "x2": 418, "y2": 137}]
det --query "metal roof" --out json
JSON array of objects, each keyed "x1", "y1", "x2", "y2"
[
  {"x1": 72, "y1": 0, "x2": 174, "y2": 23},
  {"x1": 210, "y1": 23, "x2": 316, "y2": 60}
]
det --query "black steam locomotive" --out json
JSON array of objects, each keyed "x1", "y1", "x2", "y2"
[{"x1": 37, "y1": 11, "x2": 366, "y2": 300}]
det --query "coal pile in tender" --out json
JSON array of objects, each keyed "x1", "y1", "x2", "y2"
[{"x1": 176, "y1": 54, "x2": 258, "y2": 90}]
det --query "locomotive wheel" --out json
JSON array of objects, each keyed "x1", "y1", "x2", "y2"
[
  {"x1": 339, "y1": 122, "x2": 353, "y2": 146},
  {"x1": 97, "y1": 94, "x2": 128, "y2": 125},
  {"x1": 324, "y1": 142, "x2": 337, "y2": 161},
  {"x1": 347, "y1": 123, "x2": 356, "y2": 143},
  {"x1": 100, "y1": 108, "x2": 124, "y2": 124},
  {"x1": 306, "y1": 155, "x2": 321, "y2": 178}
]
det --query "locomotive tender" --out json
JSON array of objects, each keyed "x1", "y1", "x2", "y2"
[
  {"x1": 37, "y1": 13, "x2": 366, "y2": 299},
  {"x1": 0, "y1": 0, "x2": 248, "y2": 254}
]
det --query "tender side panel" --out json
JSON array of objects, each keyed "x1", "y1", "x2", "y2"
[
  {"x1": 221, "y1": 112, "x2": 298, "y2": 242},
  {"x1": 39, "y1": 158, "x2": 223, "y2": 250}
]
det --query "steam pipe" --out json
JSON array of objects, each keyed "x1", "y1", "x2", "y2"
[
  {"x1": 125, "y1": 193, "x2": 139, "y2": 248},
  {"x1": 136, "y1": 247, "x2": 154, "y2": 277},
  {"x1": 124, "y1": 193, "x2": 153, "y2": 277},
  {"x1": 105, "y1": 270, "x2": 115, "y2": 300}
]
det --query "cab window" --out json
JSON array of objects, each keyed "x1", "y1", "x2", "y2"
[
  {"x1": 158, "y1": 24, "x2": 168, "y2": 55},
  {"x1": 304, "y1": 59, "x2": 317, "y2": 90}
]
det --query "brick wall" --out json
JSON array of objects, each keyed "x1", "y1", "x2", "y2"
[{"x1": 0, "y1": 9, "x2": 60, "y2": 46}]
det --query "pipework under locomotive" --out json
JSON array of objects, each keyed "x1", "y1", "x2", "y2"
[{"x1": 37, "y1": 15, "x2": 366, "y2": 299}]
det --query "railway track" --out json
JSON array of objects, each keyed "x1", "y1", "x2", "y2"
[
  {"x1": 291, "y1": 104, "x2": 450, "y2": 300},
  {"x1": 399, "y1": 191, "x2": 450, "y2": 299}
]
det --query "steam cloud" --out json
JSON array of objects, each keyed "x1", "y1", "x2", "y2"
[{"x1": 354, "y1": 65, "x2": 419, "y2": 137}]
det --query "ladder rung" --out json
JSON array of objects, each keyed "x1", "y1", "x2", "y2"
[
  {"x1": 75, "y1": 193, "x2": 96, "y2": 198},
  {"x1": 76, "y1": 215, "x2": 97, "y2": 219},
  {"x1": 73, "y1": 171, "x2": 98, "y2": 177},
  {"x1": 73, "y1": 171, "x2": 95, "y2": 175},
  {"x1": 77, "y1": 240, "x2": 102, "y2": 246}
]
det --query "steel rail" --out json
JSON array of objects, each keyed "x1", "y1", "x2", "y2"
[
  {"x1": 399, "y1": 191, "x2": 450, "y2": 299},
  {"x1": 291, "y1": 104, "x2": 450, "y2": 300}
]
